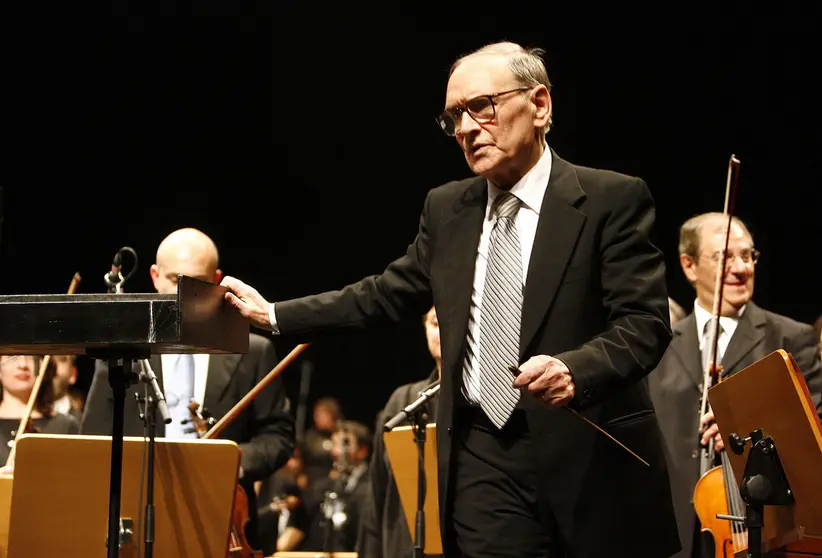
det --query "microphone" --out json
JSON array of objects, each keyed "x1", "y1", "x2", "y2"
[
  {"x1": 104, "y1": 250, "x2": 124, "y2": 293},
  {"x1": 384, "y1": 380, "x2": 440, "y2": 431}
]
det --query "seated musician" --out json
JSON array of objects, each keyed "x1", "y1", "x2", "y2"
[
  {"x1": 357, "y1": 305, "x2": 442, "y2": 558},
  {"x1": 0, "y1": 354, "x2": 80, "y2": 473},
  {"x1": 79, "y1": 227, "x2": 295, "y2": 547},
  {"x1": 255, "y1": 448, "x2": 310, "y2": 554},
  {"x1": 648, "y1": 212, "x2": 822, "y2": 558},
  {"x1": 304, "y1": 420, "x2": 371, "y2": 553}
]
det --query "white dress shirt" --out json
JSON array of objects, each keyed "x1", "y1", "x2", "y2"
[
  {"x1": 693, "y1": 300, "x2": 745, "y2": 366},
  {"x1": 462, "y1": 147, "x2": 553, "y2": 403},
  {"x1": 160, "y1": 353, "x2": 210, "y2": 409}
]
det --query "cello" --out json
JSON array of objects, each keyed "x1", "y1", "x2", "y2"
[
  {"x1": 691, "y1": 155, "x2": 748, "y2": 557},
  {"x1": 189, "y1": 342, "x2": 310, "y2": 558}
]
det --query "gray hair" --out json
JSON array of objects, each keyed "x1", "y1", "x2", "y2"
[
  {"x1": 450, "y1": 41, "x2": 553, "y2": 135},
  {"x1": 678, "y1": 212, "x2": 753, "y2": 258}
]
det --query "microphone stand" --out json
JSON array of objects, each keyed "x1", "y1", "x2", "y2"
[
  {"x1": 137, "y1": 342, "x2": 171, "y2": 558},
  {"x1": 384, "y1": 381, "x2": 440, "y2": 558}
]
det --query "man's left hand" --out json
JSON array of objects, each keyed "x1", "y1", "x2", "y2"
[
  {"x1": 511, "y1": 355, "x2": 575, "y2": 407},
  {"x1": 700, "y1": 409, "x2": 724, "y2": 453}
]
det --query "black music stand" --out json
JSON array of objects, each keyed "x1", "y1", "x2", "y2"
[{"x1": 0, "y1": 274, "x2": 249, "y2": 558}]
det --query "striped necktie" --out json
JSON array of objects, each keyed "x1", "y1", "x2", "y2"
[{"x1": 478, "y1": 192, "x2": 523, "y2": 428}]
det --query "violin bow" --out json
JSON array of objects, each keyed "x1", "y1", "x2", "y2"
[
  {"x1": 202, "y1": 342, "x2": 310, "y2": 440},
  {"x1": 698, "y1": 155, "x2": 741, "y2": 469}
]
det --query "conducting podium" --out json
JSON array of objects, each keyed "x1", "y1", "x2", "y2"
[
  {"x1": 708, "y1": 349, "x2": 822, "y2": 557},
  {"x1": 0, "y1": 275, "x2": 249, "y2": 558}
]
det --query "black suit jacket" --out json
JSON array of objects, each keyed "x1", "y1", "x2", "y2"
[
  {"x1": 648, "y1": 302, "x2": 822, "y2": 558},
  {"x1": 273, "y1": 151, "x2": 680, "y2": 558},
  {"x1": 79, "y1": 332, "x2": 295, "y2": 541}
]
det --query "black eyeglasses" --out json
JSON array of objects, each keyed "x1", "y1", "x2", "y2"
[{"x1": 435, "y1": 86, "x2": 533, "y2": 136}]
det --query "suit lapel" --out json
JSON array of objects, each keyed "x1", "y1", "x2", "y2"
[
  {"x1": 669, "y1": 314, "x2": 705, "y2": 388},
  {"x1": 721, "y1": 302, "x2": 766, "y2": 376},
  {"x1": 203, "y1": 353, "x2": 241, "y2": 414},
  {"x1": 437, "y1": 178, "x2": 486, "y2": 387},
  {"x1": 520, "y1": 153, "x2": 586, "y2": 358}
]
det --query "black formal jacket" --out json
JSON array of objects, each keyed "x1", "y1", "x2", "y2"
[
  {"x1": 79, "y1": 332, "x2": 295, "y2": 542},
  {"x1": 648, "y1": 302, "x2": 822, "y2": 558},
  {"x1": 272, "y1": 151, "x2": 680, "y2": 558}
]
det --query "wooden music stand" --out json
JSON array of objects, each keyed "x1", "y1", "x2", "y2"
[
  {"x1": 6, "y1": 434, "x2": 240, "y2": 558},
  {"x1": 709, "y1": 349, "x2": 822, "y2": 557},
  {"x1": 382, "y1": 423, "x2": 442, "y2": 555}
]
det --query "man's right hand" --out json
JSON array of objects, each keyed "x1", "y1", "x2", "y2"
[{"x1": 220, "y1": 276, "x2": 274, "y2": 331}]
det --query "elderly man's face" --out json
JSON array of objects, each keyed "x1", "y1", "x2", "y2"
[{"x1": 444, "y1": 54, "x2": 550, "y2": 189}]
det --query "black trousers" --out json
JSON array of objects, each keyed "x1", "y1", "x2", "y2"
[{"x1": 448, "y1": 406, "x2": 560, "y2": 558}]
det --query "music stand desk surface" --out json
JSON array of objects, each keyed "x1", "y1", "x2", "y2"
[
  {"x1": 709, "y1": 349, "x2": 822, "y2": 556},
  {"x1": 382, "y1": 423, "x2": 442, "y2": 555},
  {"x1": 6, "y1": 434, "x2": 240, "y2": 558}
]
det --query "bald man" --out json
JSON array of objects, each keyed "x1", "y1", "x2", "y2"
[{"x1": 80, "y1": 227, "x2": 295, "y2": 547}]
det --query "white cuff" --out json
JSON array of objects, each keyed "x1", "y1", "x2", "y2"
[{"x1": 268, "y1": 302, "x2": 280, "y2": 334}]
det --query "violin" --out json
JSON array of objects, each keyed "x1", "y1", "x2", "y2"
[
  {"x1": 691, "y1": 155, "x2": 749, "y2": 557},
  {"x1": 186, "y1": 400, "x2": 263, "y2": 558}
]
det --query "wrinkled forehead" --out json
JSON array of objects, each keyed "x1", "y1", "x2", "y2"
[
  {"x1": 699, "y1": 220, "x2": 753, "y2": 252},
  {"x1": 445, "y1": 54, "x2": 517, "y2": 107}
]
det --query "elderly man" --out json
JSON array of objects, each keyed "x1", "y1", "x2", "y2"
[{"x1": 221, "y1": 43, "x2": 679, "y2": 557}]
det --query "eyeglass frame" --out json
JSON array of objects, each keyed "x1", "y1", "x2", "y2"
[
  {"x1": 435, "y1": 86, "x2": 535, "y2": 136},
  {"x1": 699, "y1": 248, "x2": 761, "y2": 266}
]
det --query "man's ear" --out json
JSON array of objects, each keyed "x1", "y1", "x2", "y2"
[
  {"x1": 680, "y1": 253, "x2": 698, "y2": 285},
  {"x1": 532, "y1": 86, "x2": 552, "y2": 130},
  {"x1": 213, "y1": 268, "x2": 223, "y2": 284},
  {"x1": 149, "y1": 264, "x2": 161, "y2": 289}
]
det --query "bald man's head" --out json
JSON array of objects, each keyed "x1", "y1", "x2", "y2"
[{"x1": 149, "y1": 228, "x2": 222, "y2": 294}]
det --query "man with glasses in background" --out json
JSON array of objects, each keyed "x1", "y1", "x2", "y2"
[
  {"x1": 220, "y1": 42, "x2": 680, "y2": 557},
  {"x1": 648, "y1": 212, "x2": 822, "y2": 558}
]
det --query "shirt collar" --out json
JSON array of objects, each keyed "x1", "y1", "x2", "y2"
[
  {"x1": 693, "y1": 299, "x2": 745, "y2": 345},
  {"x1": 487, "y1": 145, "x2": 552, "y2": 217}
]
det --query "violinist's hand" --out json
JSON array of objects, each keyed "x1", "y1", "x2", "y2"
[
  {"x1": 0, "y1": 465, "x2": 14, "y2": 477},
  {"x1": 220, "y1": 276, "x2": 274, "y2": 331},
  {"x1": 511, "y1": 355, "x2": 575, "y2": 407},
  {"x1": 700, "y1": 410, "x2": 724, "y2": 453}
]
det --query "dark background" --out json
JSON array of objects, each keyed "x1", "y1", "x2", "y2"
[{"x1": 3, "y1": 7, "x2": 820, "y2": 433}]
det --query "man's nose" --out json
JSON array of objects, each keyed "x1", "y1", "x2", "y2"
[{"x1": 456, "y1": 111, "x2": 480, "y2": 136}]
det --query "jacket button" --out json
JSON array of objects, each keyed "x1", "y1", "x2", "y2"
[
  {"x1": 692, "y1": 450, "x2": 699, "y2": 458},
  {"x1": 447, "y1": 427, "x2": 452, "y2": 435}
]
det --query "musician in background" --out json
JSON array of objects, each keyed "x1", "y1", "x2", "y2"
[
  {"x1": 255, "y1": 443, "x2": 311, "y2": 554},
  {"x1": 51, "y1": 355, "x2": 84, "y2": 422},
  {"x1": 306, "y1": 420, "x2": 371, "y2": 553},
  {"x1": 80, "y1": 227, "x2": 295, "y2": 546},
  {"x1": 302, "y1": 396, "x2": 343, "y2": 486},
  {"x1": 648, "y1": 212, "x2": 822, "y2": 558},
  {"x1": 357, "y1": 305, "x2": 442, "y2": 558},
  {"x1": 0, "y1": 355, "x2": 79, "y2": 472}
]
